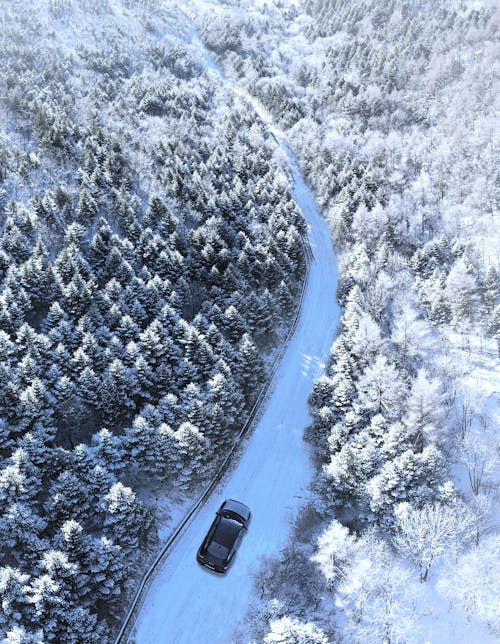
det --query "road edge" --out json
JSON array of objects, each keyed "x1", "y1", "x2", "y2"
[{"x1": 113, "y1": 236, "x2": 313, "y2": 644}]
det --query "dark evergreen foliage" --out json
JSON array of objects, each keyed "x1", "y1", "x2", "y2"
[{"x1": 0, "y1": 1, "x2": 307, "y2": 639}]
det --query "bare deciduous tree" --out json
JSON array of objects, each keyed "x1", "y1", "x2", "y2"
[{"x1": 394, "y1": 502, "x2": 474, "y2": 582}]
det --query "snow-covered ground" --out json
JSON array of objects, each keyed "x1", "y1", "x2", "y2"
[
  {"x1": 446, "y1": 332, "x2": 500, "y2": 499},
  {"x1": 129, "y1": 34, "x2": 340, "y2": 644}
]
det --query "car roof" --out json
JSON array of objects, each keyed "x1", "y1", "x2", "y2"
[
  {"x1": 213, "y1": 517, "x2": 241, "y2": 548},
  {"x1": 222, "y1": 498, "x2": 250, "y2": 521}
]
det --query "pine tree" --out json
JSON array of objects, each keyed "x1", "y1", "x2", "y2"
[
  {"x1": 119, "y1": 193, "x2": 142, "y2": 243},
  {"x1": 0, "y1": 361, "x2": 20, "y2": 424},
  {"x1": 71, "y1": 346, "x2": 92, "y2": 375},
  {"x1": 157, "y1": 392, "x2": 180, "y2": 427},
  {"x1": 77, "y1": 367, "x2": 101, "y2": 408},
  {"x1": 71, "y1": 443, "x2": 97, "y2": 479},
  {"x1": 238, "y1": 333, "x2": 265, "y2": 405},
  {"x1": 58, "y1": 605, "x2": 107, "y2": 644},
  {"x1": 90, "y1": 218, "x2": 113, "y2": 277},
  {"x1": 27, "y1": 564, "x2": 107, "y2": 642},
  {"x1": 308, "y1": 406, "x2": 337, "y2": 453},
  {"x1": 101, "y1": 482, "x2": 156, "y2": 551},
  {"x1": 445, "y1": 258, "x2": 479, "y2": 328},
  {"x1": 172, "y1": 422, "x2": 210, "y2": 489},
  {"x1": 89, "y1": 535, "x2": 127, "y2": 601},
  {"x1": 350, "y1": 312, "x2": 384, "y2": 369},
  {"x1": 0, "y1": 567, "x2": 32, "y2": 634},
  {"x1": 62, "y1": 273, "x2": 94, "y2": 318},
  {"x1": 44, "y1": 301, "x2": 68, "y2": 334},
  {"x1": 0, "y1": 330, "x2": 16, "y2": 366},
  {"x1": 367, "y1": 445, "x2": 445, "y2": 517},
  {"x1": 54, "y1": 244, "x2": 86, "y2": 286},
  {"x1": 19, "y1": 239, "x2": 57, "y2": 308},
  {"x1": 341, "y1": 285, "x2": 364, "y2": 339},
  {"x1": 144, "y1": 195, "x2": 168, "y2": 231},
  {"x1": 181, "y1": 323, "x2": 203, "y2": 364},
  {"x1": 53, "y1": 375, "x2": 75, "y2": 405},
  {"x1": 276, "y1": 280, "x2": 295, "y2": 319},
  {"x1": 46, "y1": 470, "x2": 90, "y2": 525},
  {"x1": 309, "y1": 375, "x2": 335, "y2": 410},
  {"x1": 139, "y1": 320, "x2": 168, "y2": 367},
  {"x1": 58, "y1": 519, "x2": 92, "y2": 594},
  {"x1": 242, "y1": 290, "x2": 263, "y2": 335},
  {"x1": 117, "y1": 314, "x2": 140, "y2": 343},
  {"x1": 124, "y1": 415, "x2": 159, "y2": 473},
  {"x1": 156, "y1": 423, "x2": 176, "y2": 479},
  {"x1": 0, "y1": 249, "x2": 11, "y2": 284},
  {"x1": 222, "y1": 304, "x2": 247, "y2": 343},
  {"x1": 323, "y1": 443, "x2": 364, "y2": 503},
  {"x1": 40, "y1": 550, "x2": 78, "y2": 602},
  {"x1": 208, "y1": 368, "x2": 244, "y2": 438},
  {"x1": 18, "y1": 354, "x2": 41, "y2": 386},
  {"x1": 76, "y1": 187, "x2": 98, "y2": 228},
  {"x1": 331, "y1": 370, "x2": 355, "y2": 418},
  {"x1": 16, "y1": 378, "x2": 54, "y2": 434},
  {"x1": 2, "y1": 625, "x2": 44, "y2": 643},
  {"x1": 133, "y1": 355, "x2": 155, "y2": 401},
  {"x1": 380, "y1": 421, "x2": 410, "y2": 460},
  {"x1": 0, "y1": 279, "x2": 30, "y2": 331},
  {"x1": 175, "y1": 357, "x2": 197, "y2": 390},
  {"x1": 0, "y1": 504, "x2": 47, "y2": 567},
  {"x1": 258, "y1": 289, "x2": 277, "y2": 338},
  {"x1": 100, "y1": 358, "x2": 137, "y2": 424},
  {"x1": 0, "y1": 449, "x2": 40, "y2": 510},
  {"x1": 86, "y1": 464, "x2": 115, "y2": 510}
]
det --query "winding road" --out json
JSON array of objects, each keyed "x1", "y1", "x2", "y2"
[{"x1": 128, "y1": 29, "x2": 340, "y2": 644}]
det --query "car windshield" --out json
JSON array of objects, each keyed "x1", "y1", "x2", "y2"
[
  {"x1": 213, "y1": 518, "x2": 240, "y2": 548},
  {"x1": 223, "y1": 510, "x2": 244, "y2": 523}
]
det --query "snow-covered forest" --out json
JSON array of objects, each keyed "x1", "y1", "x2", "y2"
[
  {"x1": 0, "y1": 1, "x2": 308, "y2": 640},
  {"x1": 0, "y1": 0, "x2": 498, "y2": 642},
  {"x1": 194, "y1": 0, "x2": 500, "y2": 642}
]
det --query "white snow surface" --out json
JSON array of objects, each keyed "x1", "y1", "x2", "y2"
[{"x1": 130, "y1": 32, "x2": 340, "y2": 644}]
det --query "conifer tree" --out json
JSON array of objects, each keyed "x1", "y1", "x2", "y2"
[
  {"x1": 171, "y1": 422, "x2": 210, "y2": 490},
  {"x1": 0, "y1": 567, "x2": 32, "y2": 636},
  {"x1": 76, "y1": 186, "x2": 98, "y2": 227},
  {"x1": 0, "y1": 504, "x2": 47, "y2": 567},
  {"x1": 238, "y1": 333, "x2": 265, "y2": 405},
  {"x1": 100, "y1": 358, "x2": 136, "y2": 424},
  {"x1": 223, "y1": 304, "x2": 247, "y2": 343},
  {"x1": 46, "y1": 471, "x2": 90, "y2": 525},
  {"x1": 124, "y1": 415, "x2": 159, "y2": 473},
  {"x1": 276, "y1": 280, "x2": 295, "y2": 319},
  {"x1": 89, "y1": 535, "x2": 127, "y2": 601},
  {"x1": 101, "y1": 482, "x2": 155, "y2": 551}
]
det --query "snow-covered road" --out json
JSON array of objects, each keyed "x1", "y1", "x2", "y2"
[{"x1": 129, "y1": 34, "x2": 340, "y2": 644}]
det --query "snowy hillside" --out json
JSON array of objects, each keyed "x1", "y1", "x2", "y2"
[
  {"x1": 0, "y1": 1, "x2": 310, "y2": 641},
  {"x1": 192, "y1": 0, "x2": 500, "y2": 642},
  {"x1": 0, "y1": 0, "x2": 498, "y2": 643},
  {"x1": 130, "y1": 120, "x2": 340, "y2": 644}
]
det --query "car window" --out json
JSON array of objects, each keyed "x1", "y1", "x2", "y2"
[
  {"x1": 207, "y1": 541, "x2": 229, "y2": 558},
  {"x1": 223, "y1": 510, "x2": 244, "y2": 523}
]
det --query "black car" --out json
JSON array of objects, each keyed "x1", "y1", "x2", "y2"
[{"x1": 197, "y1": 499, "x2": 251, "y2": 573}]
